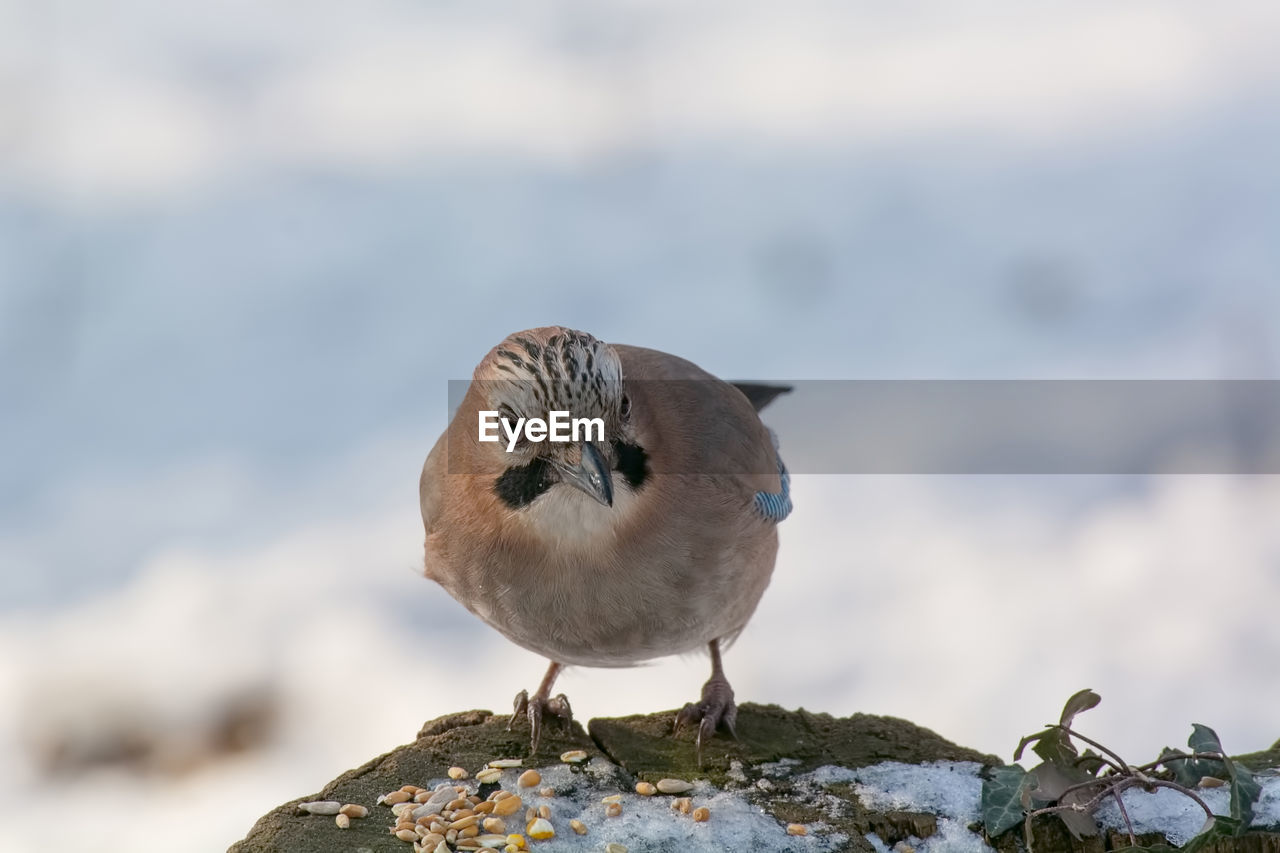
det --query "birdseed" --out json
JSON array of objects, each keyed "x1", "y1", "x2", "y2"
[
  {"x1": 634, "y1": 781, "x2": 656, "y2": 796},
  {"x1": 335, "y1": 813, "x2": 350, "y2": 829},
  {"x1": 670, "y1": 797, "x2": 692, "y2": 814},
  {"x1": 492, "y1": 795, "x2": 524, "y2": 817},
  {"x1": 489, "y1": 758, "x2": 523, "y2": 768},
  {"x1": 569, "y1": 819, "x2": 587, "y2": 835},
  {"x1": 537, "y1": 786, "x2": 554, "y2": 797},
  {"x1": 410, "y1": 804, "x2": 441, "y2": 821},
  {"x1": 605, "y1": 844, "x2": 629, "y2": 853},
  {"x1": 526, "y1": 817, "x2": 555, "y2": 840},
  {"x1": 298, "y1": 800, "x2": 342, "y2": 815},
  {"x1": 385, "y1": 791, "x2": 413, "y2": 805},
  {"x1": 600, "y1": 794, "x2": 623, "y2": 804},
  {"x1": 340, "y1": 804, "x2": 369, "y2": 818},
  {"x1": 482, "y1": 817, "x2": 506, "y2": 834},
  {"x1": 692, "y1": 807, "x2": 710, "y2": 822},
  {"x1": 449, "y1": 766, "x2": 469, "y2": 780},
  {"x1": 656, "y1": 778, "x2": 693, "y2": 794},
  {"x1": 786, "y1": 823, "x2": 808, "y2": 836},
  {"x1": 396, "y1": 828, "x2": 418, "y2": 842},
  {"x1": 559, "y1": 749, "x2": 588, "y2": 763},
  {"x1": 605, "y1": 802, "x2": 622, "y2": 818},
  {"x1": 517, "y1": 769, "x2": 541, "y2": 788},
  {"x1": 476, "y1": 768, "x2": 503, "y2": 784}
]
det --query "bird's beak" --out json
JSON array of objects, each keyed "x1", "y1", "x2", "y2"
[{"x1": 549, "y1": 442, "x2": 614, "y2": 507}]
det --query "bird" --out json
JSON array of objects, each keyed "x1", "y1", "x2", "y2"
[{"x1": 419, "y1": 326, "x2": 791, "y2": 760}]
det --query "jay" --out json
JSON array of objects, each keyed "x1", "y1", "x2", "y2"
[{"x1": 420, "y1": 327, "x2": 791, "y2": 759}]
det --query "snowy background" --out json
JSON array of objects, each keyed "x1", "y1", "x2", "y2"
[{"x1": 3, "y1": 1, "x2": 1280, "y2": 851}]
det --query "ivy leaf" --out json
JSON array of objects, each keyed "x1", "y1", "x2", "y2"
[
  {"x1": 1015, "y1": 730, "x2": 1047, "y2": 763},
  {"x1": 1077, "y1": 749, "x2": 1107, "y2": 777},
  {"x1": 1032, "y1": 689, "x2": 1101, "y2": 767},
  {"x1": 1189, "y1": 724, "x2": 1225, "y2": 756},
  {"x1": 982, "y1": 765, "x2": 1030, "y2": 838},
  {"x1": 1190, "y1": 723, "x2": 1259, "y2": 831},
  {"x1": 1033, "y1": 729, "x2": 1078, "y2": 766},
  {"x1": 1182, "y1": 816, "x2": 1242, "y2": 853},
  {"x1": 1226, "y1": 759, "x2": 1262, "y2": 832},
  {"x1": 1059, "y1": 688, "x2": 1102, "y2": 728},
  {"x1": 1056, "y1": 790, "x2": 1101, "y2": 839},
  {"x1": 1024, "y1": 762, "x2": 1100, "y2": 839},
  {"x1": 1161, "y1": 746, "x2": 1224, "y2": 787}
]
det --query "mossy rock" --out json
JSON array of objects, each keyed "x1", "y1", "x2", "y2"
[
  {"x1": 589, "y1": 702, "x2": 999, "y2": 785},
  {"x1": 229, "y1": 707, "x2": 1279, "y2": 853},
  {"x1": 230, "y1": 705, "x2": 995, "y2": 852},
  {"x1": 229, "y1": 710, "x2": 599, "y2": 853}
]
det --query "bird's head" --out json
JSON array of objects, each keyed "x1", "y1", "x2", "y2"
[{"x1": 473, "y1": 327, "x2": 635, "y2": 510}]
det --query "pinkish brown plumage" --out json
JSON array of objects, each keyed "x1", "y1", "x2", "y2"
[{"x1": 420, "y1": 326, "x2": 791, "y2": 758}]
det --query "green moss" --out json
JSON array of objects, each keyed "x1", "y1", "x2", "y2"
[
  {"x1": 230, "y1": 707, "x2": 1278, "y2": 853},
  {"x1": 1234, "y1": 738, "x2": 1280, "y2": 773},
  {"x1": 587, "y1": 702, "x2": 999, "y2": 785}
]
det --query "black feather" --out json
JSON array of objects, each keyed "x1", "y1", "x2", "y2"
[
  {"x1": 613, "y1": 441, "x2": 649, "y2": 489},
  {"x1": 730, "y1": 382, "x2": 792, "y2": 412},
  {"x1": 494, "y1": 459, "x2": 555, "y2": 509}
]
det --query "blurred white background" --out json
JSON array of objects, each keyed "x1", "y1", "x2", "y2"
[{"x1": 2, "y1": 1, "x2": 1280, "y2": 850}]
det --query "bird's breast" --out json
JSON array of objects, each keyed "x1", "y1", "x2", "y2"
[{"x1": 428, "y1": 478, "x2": 777, "y2": 668}]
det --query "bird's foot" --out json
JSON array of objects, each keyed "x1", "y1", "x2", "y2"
[
  {"x1": 673, "y1": 674, "x2": 738, "y2": 766},
  {"x1": 510, "y1": 689, "x2": 573, "y2": 756}
]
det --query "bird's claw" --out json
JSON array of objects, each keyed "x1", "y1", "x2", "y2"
[
  {"x1": 673, "y1": 675, "x2": 738, "y2": 766},
  {"x1": 511, "y1": 689, "x2": 573, "y2": 756}
]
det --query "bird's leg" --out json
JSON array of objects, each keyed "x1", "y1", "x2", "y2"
[
  {"x1": 674, "y1": 639, "x2": 738, "y2": 765},
  {"x1": 509, "y1": 661, "x2": 573, "y2": 755}
]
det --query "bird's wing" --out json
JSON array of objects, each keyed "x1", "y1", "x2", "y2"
[
  {"x1": 729, "y1": 382, "x2": 792, "y2": 413},
  {"x1": 612, "y1": 345, "x2": 788, "y2": 519}
]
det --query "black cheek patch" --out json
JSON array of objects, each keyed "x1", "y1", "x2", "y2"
[
  {"x1": 613, "y1": 441, "x2": 649, "y2": 489},
  {"x1": 494, "y1": 459, "x2": 555, "y2": 509}
]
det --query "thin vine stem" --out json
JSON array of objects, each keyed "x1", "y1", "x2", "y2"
[
  {"x1": 1135, "y1": 752, "x2": 1228, "y2": 773},
  {"x1": 1051, "y1": 724, "x2": 1134, "y2": 773},
  {"x1": 1112, "y1": 788, "x2": 1137, "y2": 847},
  {"x1": 1145, "y1": 780, "x2": 1215, "y2": 821}
]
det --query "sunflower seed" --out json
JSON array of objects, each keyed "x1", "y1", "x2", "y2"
[{"x1": 656, "y1": 778, "x2": 694, "y2": 794}]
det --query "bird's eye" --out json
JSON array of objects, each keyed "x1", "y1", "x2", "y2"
[
  {"x1": 497, "y1": 405, "x2": 528, "y2": 449},
  {"x1": 620, "y1": 395, "x2": 631, "y2": 419}
]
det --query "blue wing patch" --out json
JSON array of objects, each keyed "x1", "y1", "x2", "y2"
[{"x1": 754, "y1": 430, "x2": 792, "y2": 522}]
